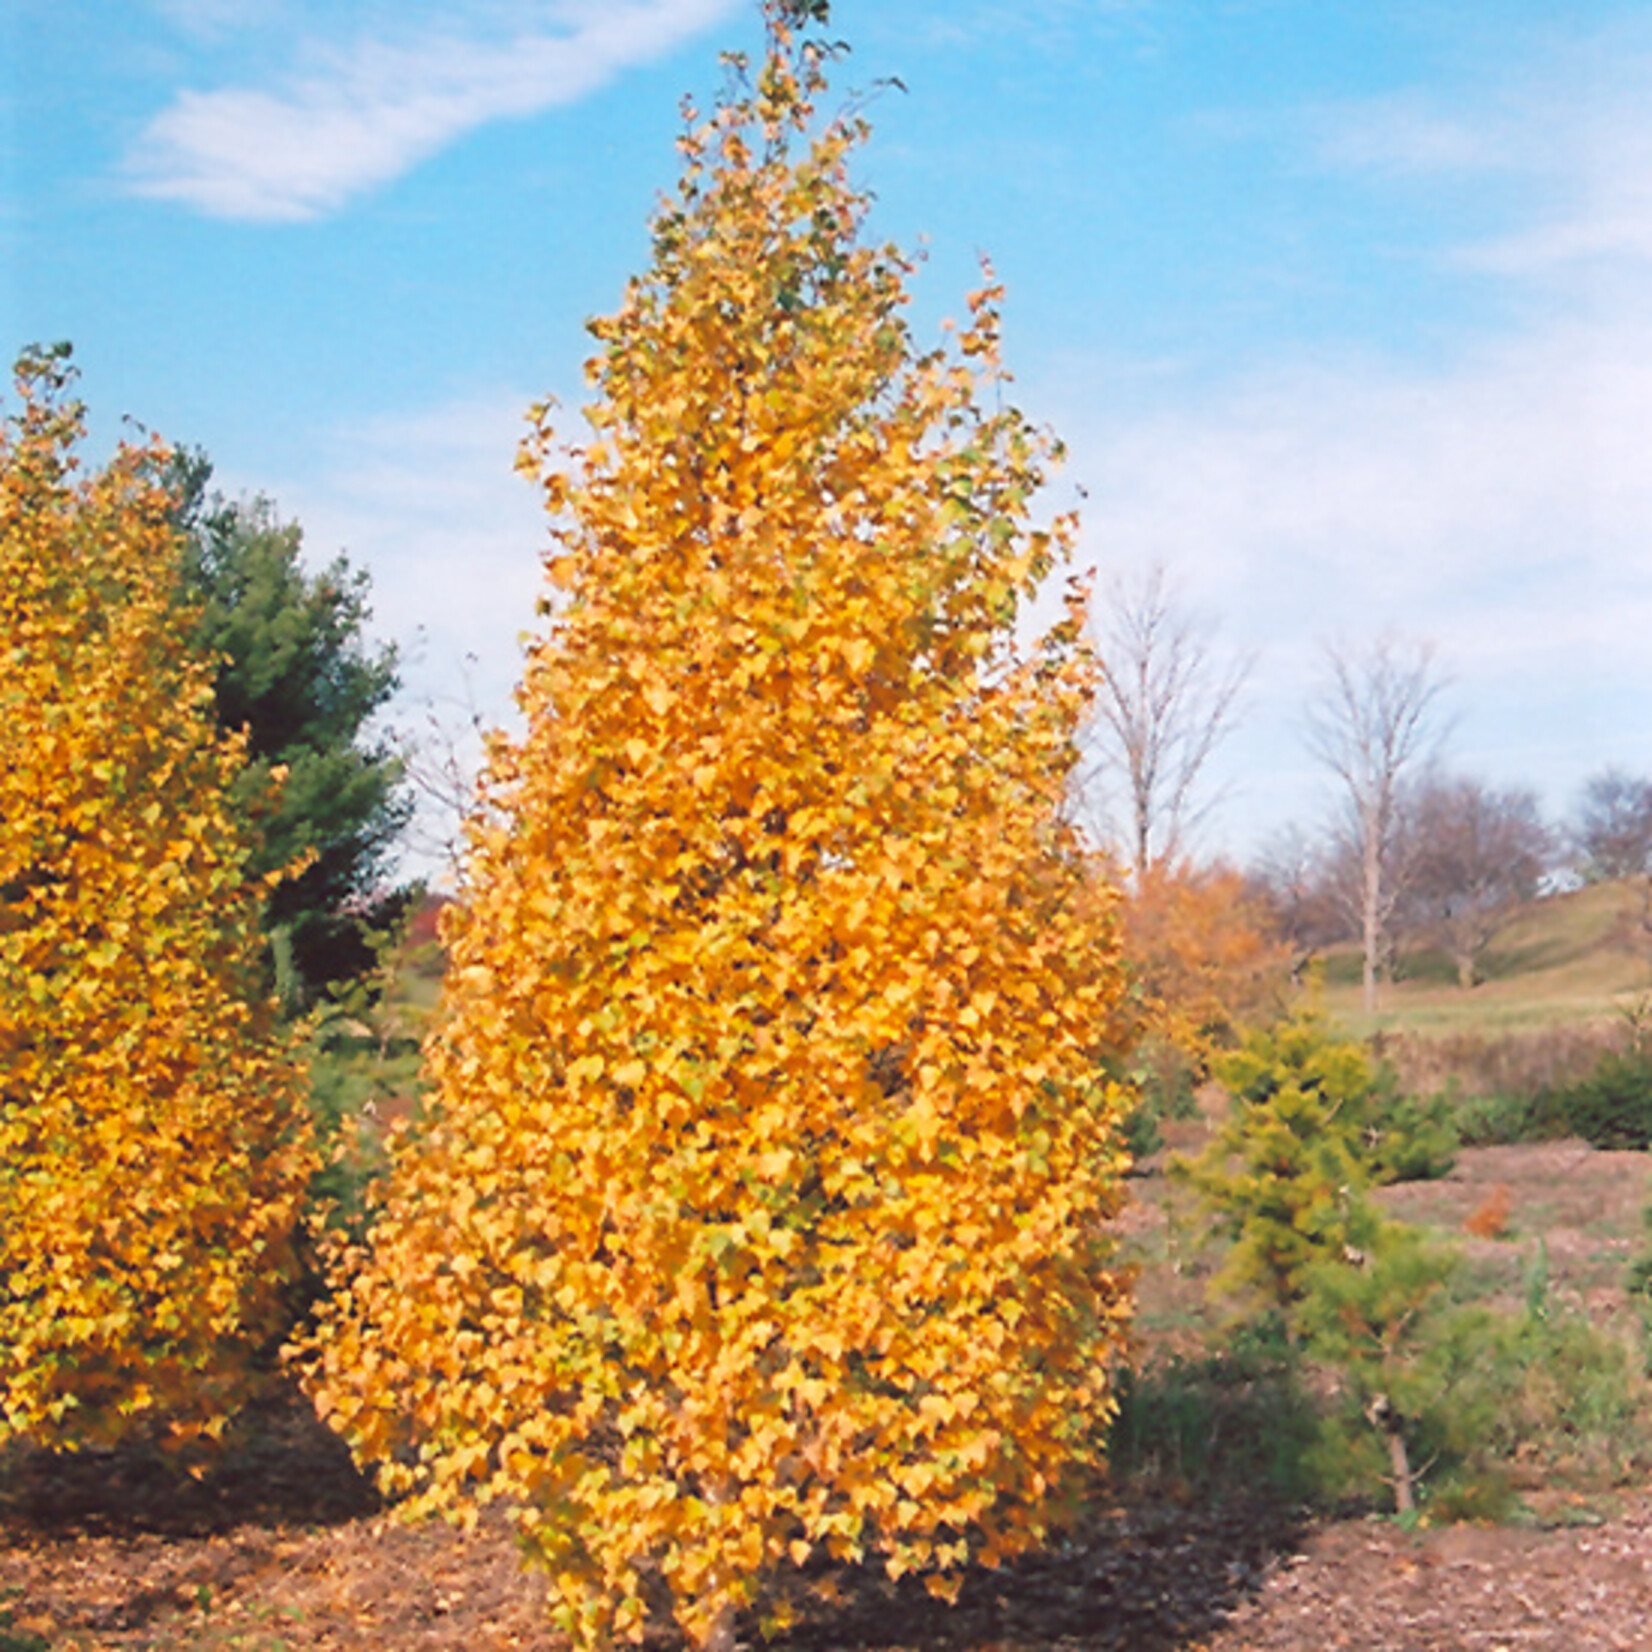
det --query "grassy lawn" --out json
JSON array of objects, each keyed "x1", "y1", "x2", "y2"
[{"x1": 1317, "y1": 879, "x2": 1652, "y2": 1039}]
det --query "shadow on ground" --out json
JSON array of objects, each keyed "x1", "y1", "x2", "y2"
[
  {"x1": 0, "y1": 1388, "x2": 379, "y2": 1539},
  {"x1": 0, "y1": 1385, "x2": 1304, "y2": 1652},
  {"x1": 774, "y1": 1498, "x2": 1306, "y2": 1652}
]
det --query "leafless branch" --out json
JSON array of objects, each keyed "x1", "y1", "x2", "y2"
[
  {"x1": 391, "y1": 651, "x2": 492, "y2": 888},
  {"x1": 1082, "y1": 563, "x2": 1250, "y2": 877},
  {"x1": 1305, "y1": 635, "x2": 1448, "y2": 1014}
]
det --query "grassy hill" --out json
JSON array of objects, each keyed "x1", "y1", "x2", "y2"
[{"x1": 1317, "y1": 877, "x2": 1652, "y2": 1040}]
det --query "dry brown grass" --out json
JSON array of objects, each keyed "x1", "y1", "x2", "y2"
[{"x1": 1317, "y1": 879, "x2": 1652, "y2": 1040}]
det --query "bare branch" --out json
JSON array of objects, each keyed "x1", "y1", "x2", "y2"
[
  {"x1": 1572, "y1": 769, "x2": 1652, "y2": 883},
  {"x1": 391, "y1": 650, "x2": 491, "y2": 888},
  {"x1": 1398, "y1": 773, "x2": 1550, "y2": 988},
  {"x1": 1305, "y1": 635, "x2": 1449, "y2": 1014},
  {"x1": 1082, "y1": 563, "x2": 1250, "y2": 877}
]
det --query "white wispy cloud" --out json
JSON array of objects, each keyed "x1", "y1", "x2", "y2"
[
  {"x1": 1306, "y1": 17, "x2": 1652, "y2": 287},
  {"x1": 126, "y1": 0, "x2": 740, "y2": 221},
  {"x1": 1071, "y1": 312, "x2": 1652, "y2": 662},
  {"x1": 1308, "y1": 93, "x2": 1510, "y2": 180},
  {"x1": 1061, "y1": 27, "x2": 1652, "y2": 845},
  {"x1": 278, "y1": 390, "x2": 550, "y2": 718}
]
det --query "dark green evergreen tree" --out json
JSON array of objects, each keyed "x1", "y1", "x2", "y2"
[{"x1": 169, "y1": 453, "x2": 413, "y2": 1005}]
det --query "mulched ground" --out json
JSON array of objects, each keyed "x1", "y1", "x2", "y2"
[
  {"x1": 6, "y1": 1396, "x2": 1651, "y2": 1652},
  {"x1": 1208, "y1": 1506, "x2": 1652, "y2": 1651},
  {"x1": 6, "y1": 1138, "x2": 1652, "y2": 1651}
]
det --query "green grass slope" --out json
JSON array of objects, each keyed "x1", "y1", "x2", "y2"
[{"x1": 1318, "y1": 878, "x2": 1652, "y2": 1039}]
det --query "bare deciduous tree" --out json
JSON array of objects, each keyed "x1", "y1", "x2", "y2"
[
  {"x1": 1569, "y1": 769, "x2": 1652, "y2": 962},
  {"x1": 391, "y1": 647, "x2": 492, "y2": 889},
  {"x1": 1572, "y1": 769, "x2": 1652, "y2": 884},
  {"x1": 1084, "y1": 564, "x2": 1249, "y2": 878},
  {"x1": 1306, "y1": 636, "x2": 1447, "y2": 1015},
  {"x1": 1400, "y1": 774, "x2": 1551, "y2": 988},
  {"x1": 1248, "y1": 825, "x2": 1355, "y2": 976}
]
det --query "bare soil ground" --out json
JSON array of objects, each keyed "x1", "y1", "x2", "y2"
[
  {"x1": 1376, "y1": 1139, "x2": 1651, "y2": 1332},
  {"x1": 5, "y1": 1141, "x2": 1652, "y2": 1652},
  {"x1": 8, "y1": 1482, "x2": 1652, "y2": 1651}
]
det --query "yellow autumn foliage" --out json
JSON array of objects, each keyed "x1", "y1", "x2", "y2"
[
  {"x1": 0, "y1": 346, "x2": 315, "y2": 1453},
  {"x1": 303, "y1": 12, "x2": 1133, "y2": 1646}
]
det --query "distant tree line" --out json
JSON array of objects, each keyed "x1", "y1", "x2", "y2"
[
  {"x1": 1081, "y1": 583, "x2": 1649, "y2": 1008},
  {"x1": 1251, "y1": 733, "x2": 1649, "y2": 1001}
]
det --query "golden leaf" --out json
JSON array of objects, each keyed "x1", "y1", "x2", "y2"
[{"x1": 299, "y1": 10, "x2": 1133, "y2": 1649}]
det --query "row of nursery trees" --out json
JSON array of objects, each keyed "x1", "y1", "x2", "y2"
[{"x1": 6, "y1": 5, "x2": 1643, "y2": 1644}]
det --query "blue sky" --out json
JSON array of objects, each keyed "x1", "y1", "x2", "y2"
[{"x1": 8, "y1": 0, "x2": 1652, "y2": 872}]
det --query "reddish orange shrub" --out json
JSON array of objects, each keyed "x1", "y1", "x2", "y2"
[
  {"x1": 1464, "y1": 1184, "x2": 1513, "y2": 1240},
  {"x1": 1120, "y1": 860, "x2": 1294, "y2": 1066}
]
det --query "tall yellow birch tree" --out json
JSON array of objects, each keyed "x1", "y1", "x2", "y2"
[
  {"x1": 0, "y1": 346, "x2": 314, "y2": 1453},
  {"x1": 305, "y1": 9, "x2": 1133, "y2": 1645}
]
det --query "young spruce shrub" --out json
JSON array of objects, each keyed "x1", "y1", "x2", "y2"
[
  {"x1": 302, "y1": 12, "x2": 1134, "y2": 1648},
  {"x1": 1173, "y1": 1011, "x2": 1453, "y2": 1322},
  {"x1": 1302, "y1": 1239, "x2": 1646, "y2": 1518},
  {"x1": 1177, "y1": 1012, "x2": 1645, "y2": 1517}
]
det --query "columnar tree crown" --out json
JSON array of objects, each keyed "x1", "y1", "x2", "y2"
[
  {"x1": 305, "y1": 13, "x2": 1132, "y2": 1646},
  {"x1": 0, "y1": 346, "x2": 314, "y2": 1452}
]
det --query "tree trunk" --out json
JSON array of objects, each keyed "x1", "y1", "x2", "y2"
[
  {"x1": 1387, "y1": 1427, "x2": 1416, "y2": 1516},
  {"x1": 1361, "y1": 828, "x2": 1382, "y2": 1016},
  {"x1": 1367, "y1": 1393, "x2": 1416, "y2": 1515},
  {"x1": 703, "y1": 1601, "x2": 739, "y2": 1652}
]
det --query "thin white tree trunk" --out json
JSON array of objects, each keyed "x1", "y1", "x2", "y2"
[{"x1": 1362, "y1": 820, "x2": 1382, "y2": 1016}]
